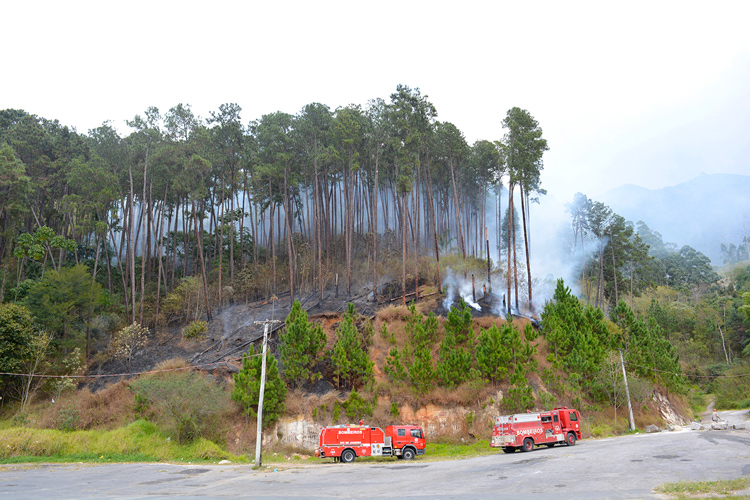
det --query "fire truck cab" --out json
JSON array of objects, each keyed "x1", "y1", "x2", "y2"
[
  {"x1": 315, "y1": 424, "x2": 426, "y2": 463},
  {"x1": 491, "y1": 407, "x2": 582, "y2": 453}
]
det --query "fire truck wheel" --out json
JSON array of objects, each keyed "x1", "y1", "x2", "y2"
[
  {"x1": 341, "y1": 449, "x2": 356, "y2": 463},
  {"x1": 502, "y1": 447, "x2": 515, "y2": 454},
  {"x1": 402, "y1": 448, "x2": 416, "y2": 460},
  {"x1": 565, "y1": 433, "x2": 577, "y2": 446},
  {"x1": 520, "y1": 438, "x2": 534, "y2": 452}
]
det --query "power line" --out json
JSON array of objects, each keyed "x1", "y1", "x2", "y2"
[{"x1": 0, "y1": 356, "x2": 262, "y2": 380}]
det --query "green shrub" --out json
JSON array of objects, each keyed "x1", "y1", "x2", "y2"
[
  {"x1": 130, "y1": 370, "x2": 231, "y2": 444},
  {"x1": 182, "y1": 320, "x2": 208, "y2": 341},
  {"x1": 589, "y1": 423, "x2": 613, "y2": 437},
  {"x1": 712, "y1": 365, "x2": 750, "y2": 409},
  {"x1": 390, "y1": 402, "x2": 400, "y2": 418},
  {"x1": 56, "y1": 405, "x2": 80, "y2": 432}
]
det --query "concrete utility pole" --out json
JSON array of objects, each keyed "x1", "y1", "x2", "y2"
[
  {"x1": 254, "y1": 319, "x2": 281, "y2": 468},
  {"x1": 619, "y1": 349, "x2": 636, "y2": 431}
]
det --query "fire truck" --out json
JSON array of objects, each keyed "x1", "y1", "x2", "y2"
[
  {"x1": 491, "y1": 407, "x2": 582, "y2": 453},
  {"x1": 315, "y1": 423, "x2": 426, "y2": 463}
]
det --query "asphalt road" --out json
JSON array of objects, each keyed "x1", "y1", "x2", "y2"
[{"x1": 2, "y1": 410, "x2": 749, "y2": 500}]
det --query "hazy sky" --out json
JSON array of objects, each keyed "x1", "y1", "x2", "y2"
[{"x1": 3, "y1": 0, "x2": 750, "y2": 204}]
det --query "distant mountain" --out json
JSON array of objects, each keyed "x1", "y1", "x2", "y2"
[{"x1": 603, "y1": 173, "x2": 750, "y2": 265}]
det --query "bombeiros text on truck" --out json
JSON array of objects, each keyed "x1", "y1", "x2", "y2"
[
  {"x1": 491, "y1": 407, "x2": 582, "y2": 453},
  {"x1": 315, "y1": 421, "x2": 426, "y2": 463}
]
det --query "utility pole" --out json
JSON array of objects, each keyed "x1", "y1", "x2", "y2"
[
  {"x1": 619, "y1": 349, "x2": 635, "y2": 431},
  {"x1": 254, "y1": 319, "x2": 280, "y2": 468}
]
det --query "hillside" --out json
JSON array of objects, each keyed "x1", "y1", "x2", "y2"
[{"x1": 603, "y1": 173, "x2": 750, "y2": 264}]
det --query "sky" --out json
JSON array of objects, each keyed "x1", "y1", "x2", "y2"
[{"x1": 3, "y1": 0, "x2": 750, "y2": 205}]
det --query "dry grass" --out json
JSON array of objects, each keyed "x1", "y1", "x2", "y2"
[
  {"x1": 75, "y1": 382, "x2": 136, "y2": 430},
  {"x1": 153, "y1": 357, "x2": 190, "y2": 371},
  {"x1": 284, "y1": 389, "x2": 312, "y2": 417},
  {"x1": 225, "y1": 407, "x2": 256, "y2": 456}
]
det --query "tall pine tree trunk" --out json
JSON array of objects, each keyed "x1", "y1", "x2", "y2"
[
  {"x1": 193, "y1": 199, "x2": 212, "y2": 321},
  {"x1": 520, "y1": 185, "x2": 532, "y2": 309}
]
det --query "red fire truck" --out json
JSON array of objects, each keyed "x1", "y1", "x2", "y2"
[
  {"x1": 315, "y1": 423, "x2": 426, "y2": 463},
  {"x1": 491, "y1": 407, "x2": 582, "y2": 453}
]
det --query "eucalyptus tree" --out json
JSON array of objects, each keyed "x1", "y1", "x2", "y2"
[{"x1": 501, "y1": 107, "x2": 548, "y2": 310}]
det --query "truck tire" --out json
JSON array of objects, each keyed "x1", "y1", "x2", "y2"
[
  {"x1": 340, "y1": 449, "x2": 356, "y2": 463},
  {"x1": 402, "y1": 447, "x2": 416, "y2": 460},
  {"x1": 502, "y1": 447, "x2": 515, "y2": 454},
  {"x1": 520, "y1": 438, "x2": 534, "y2": 452},
  {"x1": 565, "y1": 433, "x2": 577, "y2": 446}
]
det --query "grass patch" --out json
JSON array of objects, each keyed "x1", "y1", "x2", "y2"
[
  {"x1": 425, "y1": 439, "x2": 495, "y2": 460},
  {"x1": 655, "y1": 477, "x2": 750, "y2": 499},
  {"x1": 0, "y1": 420, "x2": 244, "y2": 464}
]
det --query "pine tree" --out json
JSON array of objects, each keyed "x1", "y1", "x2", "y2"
[
  {"x1": 436, "y1": 328, "x2": 475, "y2": 387},
  {"x1": 384, "y1": 346, "x2": 408, "y2": 385},
  {"x1": 232, "y1": 345, "x2": 286, "y2": 428},
  {"x1": 408, "y1": 342, "x2": 435, "y2": 395},
  {"x1": 280, "y1": 300, "x2": 326, "y2": 388},
  {"x1": 330, "y1": 304, "x2": 373, "y2": 389},
  {"x1": 476, "y1": 323, "x2": 512, "y2": 384},
  {"x1": 445, "y1": 299, "x2": 474, "y2": 344}
]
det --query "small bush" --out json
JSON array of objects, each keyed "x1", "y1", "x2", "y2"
[
  {"x1": 182, "y1": 320, "x2": 209, "y2": 341},
  {"x1": 56, "y1": 405, "x2": 80, "y2": 432},
  {"x1": 130, "y1": 370, "x2": 232, "y2": 444},
  {"x1": 390, "y1": 402, "x2": 400, "y2": 418},
  {"x1": 109, "y1": 323, "x2": 149, "y2": 368},
  {"x1": 589, "y1": 423, "x2": 613, "y2": 437}
]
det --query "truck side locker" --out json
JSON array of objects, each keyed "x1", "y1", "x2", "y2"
[{"x1": 383, "y1": 436, "x2": 393, "y2": 456}]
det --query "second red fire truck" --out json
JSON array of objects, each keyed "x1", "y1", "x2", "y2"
[
  {"x1": 491, "y1": 407, "x2": 582, "y2": 453},
  {"x1": 315, "y1": 423, "x2": 426, "y2": 463}
]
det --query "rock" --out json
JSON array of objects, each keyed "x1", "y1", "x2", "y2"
[
  {"x1": 667, "y1": 424, "x2": 682, "y2": 432},
  {"x1": 218, "y1": 460, "x2": 232, "y2": 465},
  {"x1": 732, "y1": 423, "x2": 746, "y2": 430},
  {"x1": 711, "y1": 422, "x2": 728, "y2": 430},
  {"x1": 652, "y1": 390, "x2": 689, "y2": 425},
  {"x1": 645, "y1": 424, "x2": 661, "y2": 433},
  {"x1": 690, "y1": 422, "x2": 704, "y2": 431}
]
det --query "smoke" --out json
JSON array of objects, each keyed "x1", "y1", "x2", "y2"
[
  {"x1": 483, "y1": 190, "x2": 595, "y2": 311},
  {"x1": 441, "y1": 269, "x2": 482, "y2": 311}
]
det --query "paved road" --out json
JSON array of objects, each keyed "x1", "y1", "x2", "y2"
[{"x1": 2, "y1": 410, "x2": 748, "y2": 500}]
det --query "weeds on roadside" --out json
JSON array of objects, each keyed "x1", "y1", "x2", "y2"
[{"x1": 655, "y1": 477, "x2": 750, "y2": 499}]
